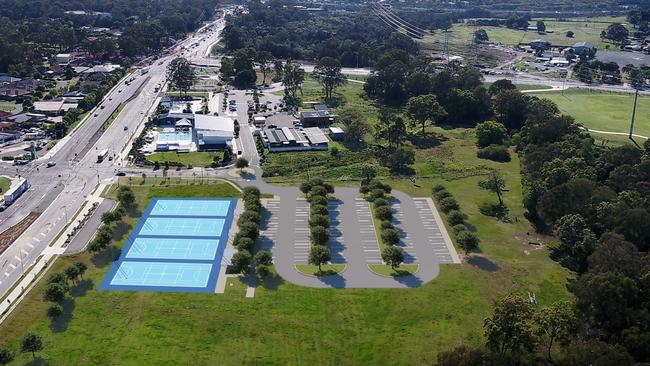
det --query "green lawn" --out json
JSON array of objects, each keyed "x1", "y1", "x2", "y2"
[
  {"x1": 0, "y1": 176, "x2": 10, "y2": 195},
  {"x1": 531, "y1": 89, "x2": 650, "y2": 138},
  {"x1": 295, "y1": 264, "x2": 346, "y2": 276},
  {"x1": 425, "y1": 17, "x2": 626, "y2": 49},
  {"x1": 146, "y1": 151, "x2": 224, "y2": 167},
  {"x1": 369, "y1": 264, "x2": 419, "y2": 277}
]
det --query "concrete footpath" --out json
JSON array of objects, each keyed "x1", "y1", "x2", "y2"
[{"x1": 0, "y1": 184, "x2": 107, "y2": 323}]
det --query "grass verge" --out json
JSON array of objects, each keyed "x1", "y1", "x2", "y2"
[
  {"x1": 295, "y1": 264, "x2": 346, "y2": 276},
  {"x1": 368, "y1": 264, "x2": 419, "y2": 277}
]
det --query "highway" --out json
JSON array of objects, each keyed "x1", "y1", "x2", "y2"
[{"x1": 0, "y1": 11, "x2": 229, "y2": 297}]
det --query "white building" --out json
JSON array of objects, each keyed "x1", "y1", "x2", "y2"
[
  {"x1": 193, "y1": 114, "x2": 235, "y2": 150},
  {"x1": 55, "y1": 53, "x2": 73, "y2": 65}
]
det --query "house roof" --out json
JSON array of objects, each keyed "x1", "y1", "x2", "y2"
[
  {"x1": 194, "y1": 114, "x2": 234, "y2": 132},
  {"x1": 573, "y1": 41, "x2": 595, "y2": 49},
  {"x1": 175, "y1": 118, "x2": 192, "y2": 127},
  {"x1": 303, "y1": 127, "x2": 329, "y2": 144},
  {"x1": 33, "y1": 100, "x2": 64, "y2": 112},
  {"x1": 329, "y1": 126, "x2": 344, "y2": 134}
]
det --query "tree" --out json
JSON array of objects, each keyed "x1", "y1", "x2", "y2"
[
  {"x1": 405, "y1": 94, "x2": 447, "y2": 135},
  {"x1": 474, "y1": 29, "x2": 489, "y2": 43},
  {"x1": 604, "y1": 23, "x2": 629, "y2": 44},
  {"x1": 116, "y1": 186, "x2": 135, "y2": 208},
  {"x1": 273, "y1": 60, "x2": 283, "y2": 82},
  {"x1": 361, "y1": 164, "x2": 377, "y2": 185},
  {"x1": 255, "y1": 51, "x2": 272, "y2": 85},
  {"x1": 536, "y1": 20, "x2": 546, "y2": 33},
  {"x1": 456, "y1": 230, "x2": 479, "y2": 254},
  {"x1": 310, "y1": 226, "x2": 330, "y2": 246},
  {"x1": 0, "y1": 347, "x2": 14, "y2": 365},
  {"x1": 375, "y1": 205, "x2": 393, "y2": 221},
  {"x1": 231, "y1": 251, "x2": 252, "y2": 274},
  {"x1": 382, "y1": 147, "x2": 415, "y2": 175},
  {"x1": 375, "y1": 112, "x2": 407, "y2": 149},
  {"x1": 167, "y1": 57, "x2": 196, "y2": 97},
  {"x1": 560, "y1": 340, "x2": 635, "y2": 365},
  {"x1": 64, "y1": 265, "x2": 80, "y2": 285},
  {"x1": 254, "y1": 250, "x2": 273, "y2": 266},
  {"x1": 381, "y1": 245, "x2": 404, "y2": 269},
  {"x1": 493, "y1": 89, "x2": 529, "y2": 130},
  {"x1": 313, "y1": 57, "x2": 346, "y2": 101},
  {"x1": 43, "y1": 282, "x2": 66, "y2": 303},
  {"x1": 381, "y1": 228, "x2": 400, "y2": 246},
  {"x1": 47, "y1": 303, "x2": 64, "y2": 320},
  {"x1": 74, "y1": 261, "x2": 88, "y2": 279},
  {"x1": 534, "y1": 301, "x2": 578, "y2": 362},
  {"x1": 484, "y1": 294, "x2": 536, "y2": 355},
  {"x1": 475, "y1": 121, "x2": 508, "y2": 147},
  {"x1": 479, "y1": 170, "x2": 506, "y2": 206},
  {"x1": 21, "y1": 332, "x2": 43, "y2": 360},
  {"x1": 488, "y1": 79, "x2": 516, "y2": 96},
  {"x1": 308, "y1": 245, "x2": 331, "y2": 272},
  {"x1": 282, "y1": 61, "x2": 305, "y2": 108},
  {"x1": 256, "y1": 264, "x2": 270, "y2": 278},
  {"x1": 235, "y1": 157, "x2": 249, "y2": 173}
]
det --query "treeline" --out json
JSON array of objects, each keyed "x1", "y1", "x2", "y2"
[
  {"x1": 0, "y1": 0, "x2": 219, "y2": 75},
  {"x1": 222, "y1": 0, "x2": 418, "y2": 67}
]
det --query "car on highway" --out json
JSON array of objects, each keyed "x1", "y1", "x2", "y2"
[
  {"x1": 124, "y1": 126, "x2": 128, "y2": 131},
  {"x1": 94, "y1": 113, "x2": 99, "y2": 117},
  {"x1": 116, "y1": 171, "x2": 126, "y2": 176},
  {"x1": 0, "y1": 204, "x2": 7, "y2": 212},
  {"x1": 46, "y1": 161, "x2": 56, "y2": 167}
]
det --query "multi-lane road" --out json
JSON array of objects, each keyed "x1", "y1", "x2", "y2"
[{"x1": 0, "y1": 12, "x2": 229, "y2": 297}]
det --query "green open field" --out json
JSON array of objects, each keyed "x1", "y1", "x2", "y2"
[
  {"x1": 146, "y1": 151, "x2": 224, "y2": 167},
  {"x1": 532, "y1": 89, "x2": 650, "y2": 140},
  {"x1": 425, "y1": 17, "x2": 627, "y2": 49},
  {"x1": 0, "y1": 176, "x2": 10, "y2": 195}
]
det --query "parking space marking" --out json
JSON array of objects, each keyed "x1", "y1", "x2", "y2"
[
  {"x1": 259, "y1": 199, "x2": 281, "y2": 252},
  {"x1": 354, "y1": 199, "x2": 382, "y2": 264},
  {"x1": 294, "y1": 201, "x2": 311, "y2": 263}
]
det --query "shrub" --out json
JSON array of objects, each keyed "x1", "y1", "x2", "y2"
[
  {"x1": 309, "y1": 185, "x2": 329, "y2": 198},
  {"x1": 373, "y1": 198, "x2": 388, "y2": 207},
  {"x1": 456, "y1": 230, "x2": 480, "y2": 254},
  {"x1": 452, "y1": 224, "x2": 468, "y2": 235},
  {"x1": 231, "y1": 250, "x2": 252, "y2": 274},
  {"x1": 43, "y1": 283, "x2": 66, "y2": 303},
  {"x1": 432, "y1": 184, "x2": 446, "y2": 193},
  {"x1": 374, "y1": 205, "x2": 393, "y2": 221},
  {"x1": 381, "y1": 228, "x2": 400, "y2": 245},
  {"x1": 439, "y1": 197, "x2": 460, "y2": 213},
  {"x1": 256, "y1": 264, "x2": 270, "y2": 278},
  {"x1": 244, "y1": 199, "x2": 261, "y2": 213},
  {"x1": 235, "y1": 236, "x2": 255, "y2": 252},
  {"x1": 310, "y1": 204, "x2": 328, "y2": 216},
  {"x1": 46, "y1": 303, "x2": 63, "y2": 319},
  {"x1": 380, "y1": 220, "x2": 394, "y2": 230},
  {"x1": 475, "y1": 120, "x2": 508, "y2": 148},
  {"x1": 238, "y1": 222, "x2": 259, "y2": 241},
  {"x1": 242, "y1": 186, "x2": 261, "y2": 199},
  {"x1": 447, "y1": 210, "x2": 467, "y2": 226},
  {"x1": 309, "y1": 214, "x2": 329, "y2": 228},
  {"x1": 434, "y1": 190, "x2": 452, "y2": 201},
  {"x1": 368, "y1": 180, "x2": 391, "y2": 194},
  {"x1": 309, "y1": 195, "x2": 328, "y2": 206},
  {"x1": 477, "y1": 145, "x2": 511, "y2": 162},
  {"x1": 254, "y1": 250, "x2": 273, "y2": 266},
  {"x1": 237, "y1": 211, "x2": 260, "y2": 226},
  {"x1": 368, "y1": 188, "x2": 386, "y2": 202},
  {"x1": 359, "y1": 185, "x2": 370, "y2": 194}
]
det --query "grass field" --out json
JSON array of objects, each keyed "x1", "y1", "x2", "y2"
[
  {"x1": 531, "y1": 89, "x2": 650, "y2": 139},
  {"x1": 425, "y1": 17, "x2": 627, "y2": 50},
  {"x1": 369, "y1": 264, "x2": 419, "y2": 277},
  {"x1": 146, "y1": 151, "x2": 224, "y2": 167},
  {"x1": 0, "y1": 176, "x2": 10, "y2": 195}
]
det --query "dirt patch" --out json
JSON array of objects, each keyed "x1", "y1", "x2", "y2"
[{"x1": 0, "y1": 212, "x2": 40, "y2": 255}]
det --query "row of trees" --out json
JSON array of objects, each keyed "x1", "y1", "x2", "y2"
[
  {"x1": 300, "y1": 179, "x2": 335, "y2": 273},
  {"x1": 0, "y1": 332, "x2": 44, "y2": 363},
  {"x1": 42, "y1": 261, "x2": 87, "y2": 320},
  {"x1": 431, "y1": 185, "x2": 480, "y2": 255},
  {"x1": 88, "y1": 186, "x2": 134, "y2": 253},
  {"x1": 231, "y1": 187, "x2": 272, "y2": 278}
]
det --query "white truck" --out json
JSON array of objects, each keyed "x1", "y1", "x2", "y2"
[{"x1": 97, "y1": 149, "x2": 109, "y2": 163}]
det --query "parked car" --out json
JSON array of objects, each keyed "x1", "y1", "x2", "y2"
[{"x1": 46, "y1": 161, "x2": 56, "y2": 167}]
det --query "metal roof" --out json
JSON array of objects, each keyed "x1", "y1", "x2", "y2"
[{"x1": 303, "y1": 127, "x2": 328, "y2": 144}]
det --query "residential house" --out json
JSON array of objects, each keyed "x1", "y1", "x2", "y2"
[{"x1": 571, "y1": 42, "x2": 597, "y2": 55}]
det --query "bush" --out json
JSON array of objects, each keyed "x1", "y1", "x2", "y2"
[
  {"x1": 456, "y1": 230, "x2": 480, "y2": 254},
  {"x1": 231, "y1": 250, "x2": 252, "y2": 274},
  {"x1": 380, "y1": 220, "x2": 394, "y2": 230},
  {"x1": 434, "y1": 190, "x2": 452, "y2": 201},
  {"x1": 310, "y1": 204, "x2": 328, "y2": 216},
  {"x1": 309, "y1": 185, "x2": 329, "y2": 198},
  {"x1": 381, "y1": 228, "x2": 400, "y2": 245},
  {"x1": 359, "y1": 185, "x2": 370, "y2": 194},
  {"x1": 234, "y1": 236, "x2": 255, "y2": 252},
  {"x1": 309, "y1": 195, "x2": 328, "y2": 206},
  {"x1": 368, "y1": 179, "x2": 391, "y2": 194},
  {"x1": 242, "y1": 186, "x2": 261, "y2": 200},
  {"x1": 374, "y1": 205, "x2": 393, "y2": 221},
  {"x1": 244, "y1": 199, "x2": 261, "y2": 213},
  {"x1": 43, "y1": 283, "x2": 66, "y2": 303},
  {"x1": 432, "y1": 184, "x2": 446, "y2": 193},
  {"x1": 447, "y1": 210, "x2": 467, "y2": 226},
  {"x1": 439, "y1": 197, "x2": 460, "y2": 213},
  {"x1": 452, "y1": 224, "x2": 468, "y2": 235},
  {"x1": 309, "y1": 214, "x2": 329, "y2": 228},
  {"x1": 46, "y1": 303, "x2": 63, "y2": 319},
  {"x1": 477, "y1": 145, "x2": 511, "y2": 162},
  {"x1": 254, "y1": 250, "x2": 273, "y2": 266},
  {"x1": 475, "y1": 120, "x2": 508, "y2": 148},
  {"x1": 237, "y1": 211, "x2": 260, "y2": 226},
  {"x1": 373, "y1": 198, "x2": 388, "y2": 207},
  {"x1": 368, "y1": 188, "x2": 386, "y2": 201},
  {"x1": 238, "y1": 222, "x2": 259, "y2": 241}
]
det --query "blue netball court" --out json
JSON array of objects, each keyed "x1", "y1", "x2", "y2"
[{"x1": 99, "y1": 198, "x2": 237, "y2": 292}]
